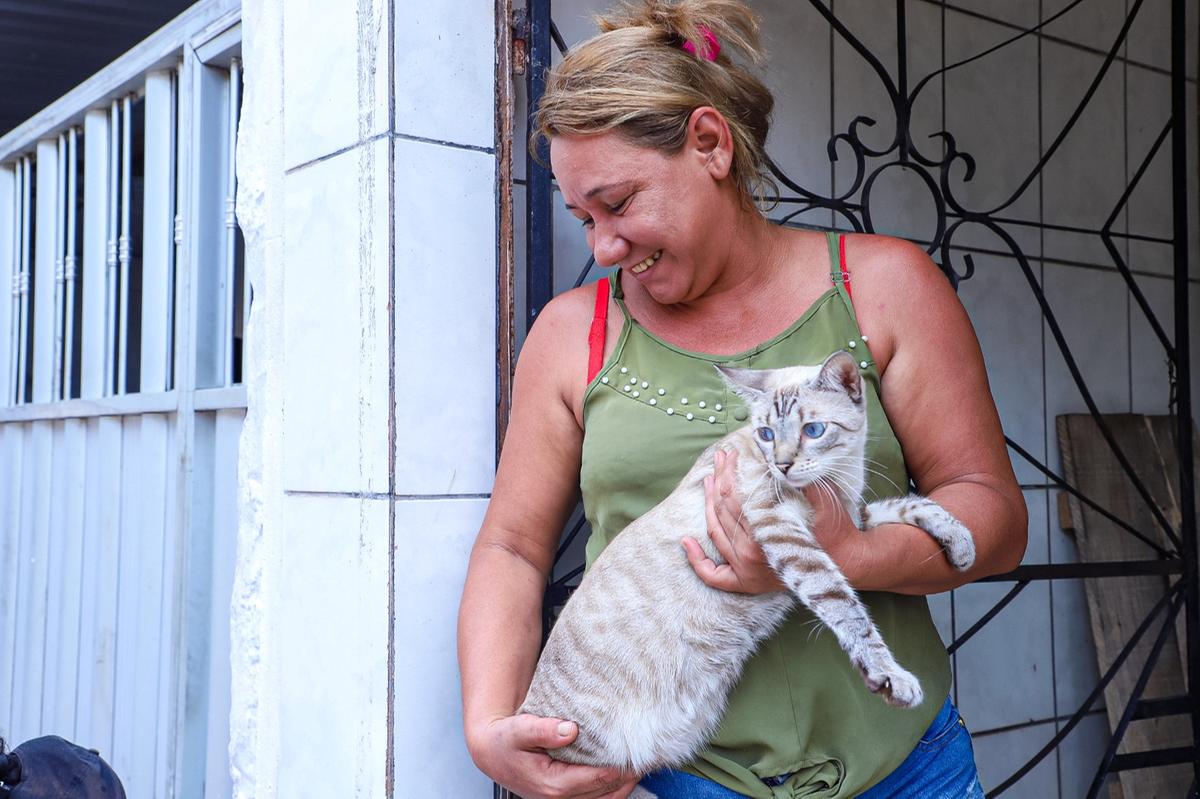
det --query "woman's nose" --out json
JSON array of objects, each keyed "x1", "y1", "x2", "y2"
[{"x1": 591, "y1": 221, "x2": 630, "y2": 268}]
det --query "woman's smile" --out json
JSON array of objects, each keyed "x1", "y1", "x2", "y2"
[{"x1": 630, "y1": 249, "x2": 662, "y2": 275}]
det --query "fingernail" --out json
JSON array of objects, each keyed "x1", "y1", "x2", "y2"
[{"x1": 556, "y1": 721, "x2": 572, "y2": 737}]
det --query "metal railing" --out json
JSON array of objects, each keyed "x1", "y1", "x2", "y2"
[{"x1": 0, "y1": 0, "x2": 247, "y2": 411}]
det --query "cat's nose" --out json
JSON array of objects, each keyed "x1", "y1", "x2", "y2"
[{"x1": 776, "y1": 461, "x2": 794, "y2": 474}]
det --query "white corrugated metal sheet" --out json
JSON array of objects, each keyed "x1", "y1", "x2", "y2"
[{"x1": 0, "y1": 408, "x2": 243, "y2": 796}]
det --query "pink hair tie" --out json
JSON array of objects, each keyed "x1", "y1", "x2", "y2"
[{"x1": 681, "y1": 25, "x2": 721, "y2": 61}]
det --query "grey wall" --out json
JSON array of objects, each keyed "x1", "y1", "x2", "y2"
[{"x1": 515, "y1": 1, "x2": 1200, "y2": 796}]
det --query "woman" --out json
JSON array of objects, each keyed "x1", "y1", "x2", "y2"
[{"x1": 458, "y1": 2, "x2": 1027, "y2": 797}]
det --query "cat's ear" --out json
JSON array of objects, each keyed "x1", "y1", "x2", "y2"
[
  {"x1": 713, "y1": 364, "x2": 772, "y2": 402},
  {"x1": 816, "y1": 350, "x2": 863, "y2": 404}
]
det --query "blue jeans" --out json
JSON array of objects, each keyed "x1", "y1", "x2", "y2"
[{"x1": 638, "y1": 696, "x2": 984, "y2": 798}]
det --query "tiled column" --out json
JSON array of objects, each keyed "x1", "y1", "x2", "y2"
[
  {"x1": 238, "y1": 0, "x2": 496, "y2": 796},
  {"x1": 236, "y1": 0, "x2": 393, "y2": 795},
  {"x1": 392, "y1": 4, "x2": 496, "y2": 797}
]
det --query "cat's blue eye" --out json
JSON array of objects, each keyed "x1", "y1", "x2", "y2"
[
  {"x1": 756, "y1": 427, "x2": 775, "y2": 442},
  {"x1": 803, "y1": 422, "x2": 826, "y2": 438}
]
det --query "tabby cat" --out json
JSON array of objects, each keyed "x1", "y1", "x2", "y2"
[{"x1": 519, "y1": 350, "x2": 975, "y2": 786}]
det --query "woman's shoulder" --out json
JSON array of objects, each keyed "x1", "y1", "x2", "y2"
[
  {"x1": 843, "y1": 233, "x2": 946, "y2": 290},
  {"x1": 840, "y1": 233, "x2": 965, "y2": 370},
  {"x1": 517, "y1": 280, "x2": 611, "y2": 421},
  {"x1": 523, "y1": 281, "x2": 603, "y2": 358}
]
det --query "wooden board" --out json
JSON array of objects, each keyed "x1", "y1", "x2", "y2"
[
  {"x1": 1057, "y1": 413, "x2": 1191, "y2": 798},
  {"x1": 1141, "y1": 415, "x2": 1196, "y2": 688}
]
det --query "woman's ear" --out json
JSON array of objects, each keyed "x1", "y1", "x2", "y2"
[{"x1": 686, "y1": 106, "x2": 734, "y2": 180}]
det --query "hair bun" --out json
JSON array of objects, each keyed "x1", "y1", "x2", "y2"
[{"x1": 596, "y1": 0, "x2": 764, "y2": 66}]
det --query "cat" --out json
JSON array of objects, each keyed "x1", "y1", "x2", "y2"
[{"x1": 518, "y1": 350, "x2": 975, "y2": 789}]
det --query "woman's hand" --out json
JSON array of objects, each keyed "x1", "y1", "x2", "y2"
[
  {"x1": 683, "y1": 448, "x2": 786, "y2": 594},
  {"x1": 683, "y1": 448, "x2": 872, "y2": 591},
  {"x1": 801, "y1": 483, "x2": 870, "y2": 585},
  {"x1": 469, "y1": 714, "x2": 638, "y2": 799}
]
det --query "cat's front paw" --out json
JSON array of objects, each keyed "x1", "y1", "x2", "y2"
[{"x1": 863, "y1": 665, "x2": 924, "y2": 709}]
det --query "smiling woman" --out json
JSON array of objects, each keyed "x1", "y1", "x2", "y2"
[{"x1": 458, "y1": 1, "x2": 1025, "y2": 798}]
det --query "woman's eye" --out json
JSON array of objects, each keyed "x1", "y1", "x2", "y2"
[
  {"x1": 610, "y1": 196, "x2": 632, "y2": 214},
  {"x1": 580, "y1": 217, "x2": 594, "y2": 229},
  {"x1": 756, "y1": 427, "x2": 775, "y2": 442},
  {"x1": 803, "y1": 422, "x2": 826, "y2": 438}
]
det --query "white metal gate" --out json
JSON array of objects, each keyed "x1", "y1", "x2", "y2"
[{"x1": 0, "y1": 2, "x2": 245, "y2": 796}]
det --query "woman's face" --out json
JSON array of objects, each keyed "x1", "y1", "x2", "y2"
[{"x1": 549, "y1": 130, "x2": 734, "y2": 306}]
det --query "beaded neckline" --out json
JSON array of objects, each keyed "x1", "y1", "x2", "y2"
[{"x1": 608, "y1": 270, "x2": 842, "y2": 363}]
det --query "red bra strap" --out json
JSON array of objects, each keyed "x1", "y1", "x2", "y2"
[
  {"x1": 838, "y1": 234, "x2": 854, "y2": 303},
  {"x1": 587, "y1": 277, "x2": 610, "y2": 384}
]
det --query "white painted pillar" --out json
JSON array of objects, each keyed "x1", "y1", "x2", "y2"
[
  {"x1": 52, "y1": 135, "x2": 65, "y2": 400},
  {"x1": 33, "y1": 138, "x2": 60, "y2": 404},
  {"x1": 0, "y1": 164, "x2": 14, "y2": 405},
  {"x1": 142, "y1": 71, "x2": 177, "y2": 393},
  {"x1": 117, "y1": 95, "x2": 132, "y2": 395},
  {"x1": 63, "y1": 128, "x2": 79, "y2": 399},
  {"x1": 223, "y1": 57, "x2": 240, "y2": 387},
  {"x1": 81, "y1": 109, "x2": 111, "y2": 400},
  {"x1": 105, "y1": 101, "x2": 121, "y2": 397}
]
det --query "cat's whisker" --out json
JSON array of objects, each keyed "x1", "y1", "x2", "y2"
[
  {"x1": 859, "y1": 466, "x2": 901, "y2": 482},
  {"x1": 859, "y1": 454, "x2": 895, "y2": 467},
  {"x1": 829, "y1": 452, "x2": 887, "y2": 472},
  {"x1": 816, "y1": 472, "x2": 854, "y2": 502},
  {"x1": 844, "y1": 451, "x2": 892, "y2": 470},
  {"x1": 741, "y1": 471, "x2": 771, "y2": 503},
  {"x1": 813, "y1": 476, "x2": 843, "y2": 512},
  {"x1": 802, "y1": 617, "x2": 825, "y2": 643},
  {"x1": 817, "y1": 466, "x2": 863, "y2": 500},
  {"x1": 734, "y1": 469, "x2": 775, "y2": 530},
  {"x1": 917, "y1": 547, "x2": 952, "y2": 567},
  {"x1": 819, "y1": 462, "x2": 857, "y2": 483},
  {"x1": 837, "y1": 461, "x2": 905, "y2": 494}
]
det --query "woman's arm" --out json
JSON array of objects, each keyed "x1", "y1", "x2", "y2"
[
  {"x1": 836, "y1": 234, "x2": 1027, "y2": 593},
  {"x1": 458, "y1": 290, "x2": 637, "y2": 799}
]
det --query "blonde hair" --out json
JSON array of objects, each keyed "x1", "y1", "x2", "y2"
[{"x1": 533, "y1": 0, "x2": 776, "y2": 207}]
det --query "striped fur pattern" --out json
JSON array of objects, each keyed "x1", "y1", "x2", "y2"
[{"x1": 520, "y1": 351, "x2": 974, "y2": 783}]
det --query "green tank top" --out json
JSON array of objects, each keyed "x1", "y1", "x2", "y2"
[{"x1": 578, "y1": 233, "x2": 951, "y2": 798}]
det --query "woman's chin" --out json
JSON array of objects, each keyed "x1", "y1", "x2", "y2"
[{"x1": 630, "y1": 266, "x2": 689, "y2": 305}]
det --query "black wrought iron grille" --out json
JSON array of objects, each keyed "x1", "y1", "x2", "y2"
[{"x1": 508, "y1": 1, "x2": 1197, "y2": 795}]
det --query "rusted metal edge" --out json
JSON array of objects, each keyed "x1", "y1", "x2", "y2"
[
  {"x1": 491, "y1": 6, "x2": 520, "y2": 796},
  {"x1": 495, "y1": 0, "x2": 516, "y2": 464}
]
